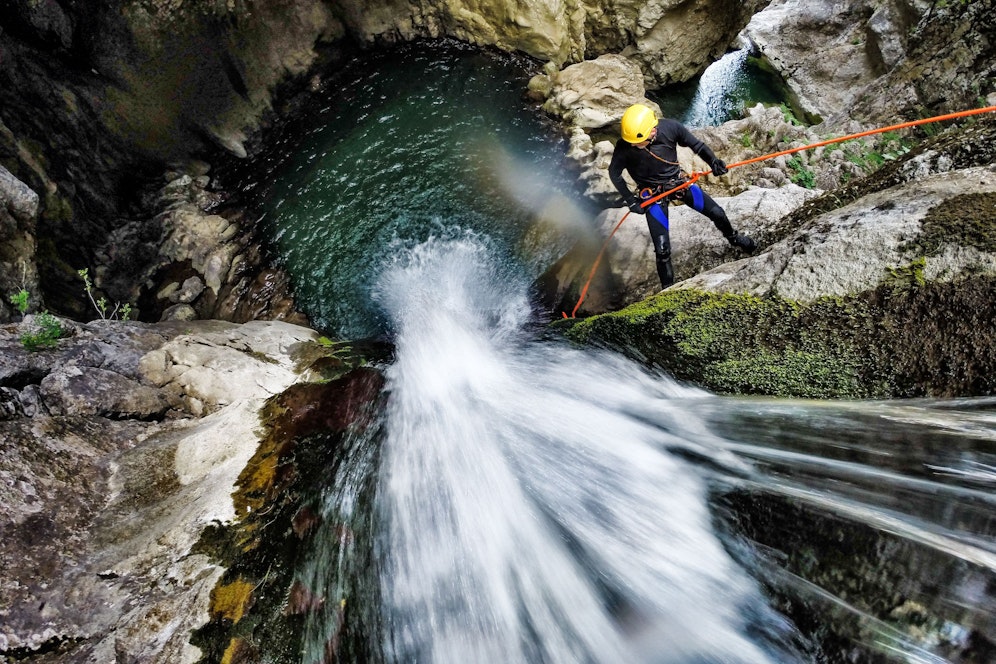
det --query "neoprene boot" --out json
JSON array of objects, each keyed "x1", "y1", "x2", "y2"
[
  {"x1": 726, "y1": 232, "x2": 756, "y2": 253},
  {"x1": 656, "y1": 254, "x2": 675, "y2": 289}
]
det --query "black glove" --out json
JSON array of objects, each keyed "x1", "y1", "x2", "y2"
[
  {"x1": 627, "y1": 200, "x2": 644, "y2": 214},
  {"x1": 711, "y1": 159, "x2": 728, "y2": 177}
]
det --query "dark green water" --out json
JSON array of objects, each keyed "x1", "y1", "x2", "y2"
[{"x1": 243, "y1": 40, "x2": 590, "y2": 339}]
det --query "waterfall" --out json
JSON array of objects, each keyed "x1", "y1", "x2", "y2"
[
  {"x1": 297, "y1": 234, "x2": 996, "y2": 664},
  {"x1": 367, "y1": 234, "x2": 799, "y2": 663}
]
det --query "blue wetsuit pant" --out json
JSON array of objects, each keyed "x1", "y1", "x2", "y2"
[{"x1": 642, "y1": 183, "x2": 736, "y2": 288}]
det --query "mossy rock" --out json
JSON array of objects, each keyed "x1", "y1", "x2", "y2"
[
  {"x1": 563, "y1": 278, "x2": 996, "y2": 399},
  {"x1": 191, "y1": 365, "x2": 386, "y2": 664}
]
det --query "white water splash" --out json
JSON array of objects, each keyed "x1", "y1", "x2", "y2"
[{"x1": 370, "y1": 235, "x2": 796, "y2": 664}]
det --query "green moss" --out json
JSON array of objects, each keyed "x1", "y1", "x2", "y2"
[
  {"x1": 42, "y1": 190, "x2": 74, "y2": 225},
  {"x1": 567, "y1": 289, "x2": 866, "y2": 399},
  {"x1": 909, "y1": 192, "x2": 996, "y2": 256},
  {"x1": 210, "y1": 579, "x2": 255, "y2": 624},
  {"x1": 704, "y1": 349, "x2": 862, "y2": 398},
  {"x1": 563, "y1": 278, "x2": 996, "y2": 399},
  {"x1": 787, "y1": 157, "x2": 816, "y2": 189},
  {"x1": 886, "y1": 257, "x2": 927, "y2": 288}
]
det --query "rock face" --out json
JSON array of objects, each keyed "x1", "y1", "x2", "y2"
[
  {"x1": 618, "y1": 0, "x2": 770, "y2": 87},
  {"x1": 677, "y1": 166, "x2": 996, "y2": 302},
  {"x1": 0, "y1": 317, "x2": 328, "y2": 662},
  {"x1": 741, "y1": 0, "x2": 912, "y2": 120},
  {"x1": 845, "y1": 0, "x2": 996, "y2": 123},
  {"x1": 743, "y1": 0, "x2": 995, "y2": 126},
  {"x1": 0, "y1": 0, "x2": 347, "y2": 315},
  {"x1": 138, "y1": 171, "x2": 308, "y2": 325}
]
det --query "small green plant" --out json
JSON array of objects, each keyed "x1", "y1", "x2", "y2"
[
  {"x1": 8, "y1": 289, "x2": 29, "y2": 316},
  {"x1": 78, "y1": 268, "x2": 132, "y2": 321},
  {"x1": 20, "y1": 311, "x2": 65, "y2": 351},
  {"x1": 844, "y1": 142, "x2": 889, "y2": 171},
  {"x1": 780, "y1": 103, "x2": 802, "y2": 126},
  {"x1": 740, "y1": 132, "x2": 753, "y2": 148},
  {"x1": 787, "y1": 157, "x2": 816, "y2": 188}
]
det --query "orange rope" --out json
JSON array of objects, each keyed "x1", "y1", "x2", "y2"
[
  {"x1": 562, "y1": 211, "x2": 632, "y2": 318},
  {"x1": 561, "y1": 104, "x2": 996, "y2": 318}
]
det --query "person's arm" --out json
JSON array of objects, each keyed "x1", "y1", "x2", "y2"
[
  {"x1": 676, "y1": 123, "x2": 727, "y2": 175},
  {"x1": 608, "y1": 144, "x2": 639, "y2": 208}
]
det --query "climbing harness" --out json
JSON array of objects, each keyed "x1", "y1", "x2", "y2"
[
  {"x1": 561, "y1": 104, "x2": 996, "y2": 319},
  {"x1": 640, "y1": 177, "x2": 690, "y2": 205}
]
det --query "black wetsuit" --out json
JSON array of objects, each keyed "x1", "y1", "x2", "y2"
[{"x1": 608, "y1": 118, "x2": 736, "y2": 287}]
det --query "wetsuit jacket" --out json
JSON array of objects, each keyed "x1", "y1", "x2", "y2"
[{"x1": 608, "y1": 118, "x2": 721, "y2": 207}]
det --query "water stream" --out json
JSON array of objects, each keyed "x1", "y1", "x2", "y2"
[
  {"x1": 238, "y1": 41, "x2": 995, "y2": 663},
  {"x1": 295, "y1": 235, "x2": 995, "y2": 663}
]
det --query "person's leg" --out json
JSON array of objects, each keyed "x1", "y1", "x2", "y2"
[
  {"x1": 682, "y1": 184, "x2": 756, "y2": 252},
  {"x1": 645, "y1": 202, "x2": 674, "y2": 288}
]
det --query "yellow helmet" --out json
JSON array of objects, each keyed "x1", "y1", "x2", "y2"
[{"x1": 620, "y1": 103, "x2": 658, "y2": 144}]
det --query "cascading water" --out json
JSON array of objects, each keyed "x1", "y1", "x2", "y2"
[
  {"x1": 648, "y1": 48, "x2": 792, "y2": 128},
  {"x1": 299, "y1": 233, "x2": 803, "y2": 663},
  {"x1": 296, "y1": 234, "x2": 995, "y2": 663}
]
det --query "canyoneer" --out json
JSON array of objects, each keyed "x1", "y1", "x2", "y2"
[{"x1": 608, "y1": 103, "x2": 756, "y2": 289}]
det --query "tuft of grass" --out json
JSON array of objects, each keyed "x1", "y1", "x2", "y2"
[
  {"x1": 20, "y1": 311, "x2": 66, "y2": 351},
  {"x1": 787, "y1": 157, "x2": 816, "y2": 188}
]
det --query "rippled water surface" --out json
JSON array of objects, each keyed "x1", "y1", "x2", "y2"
[{"x1": 242, "y1": 40, "x2": 591, "y2": 338}]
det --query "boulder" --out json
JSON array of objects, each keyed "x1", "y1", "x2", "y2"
[
  {"x1": 539, "y1": 54, "x2": 650, "y2": 130},
  {"x1": 675, "y1": 166, "x2": 996, "y2": 301},
  {"x1": 39, "y1": 365, "x2": 171, "y2": 419},
  {"x1": 0, "y1": 317, "x2": 332, "y2": 662},
  {"x1": 0, "y1": 164, "x2": 40, "y2": 223}
]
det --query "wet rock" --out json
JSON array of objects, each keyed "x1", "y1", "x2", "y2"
[
  {"x1": 139, "y1": 319, "x2": 320, "y2": 414},
  {"x1": 1, "y1": 318, "x2": 339, "y2": 662}
]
